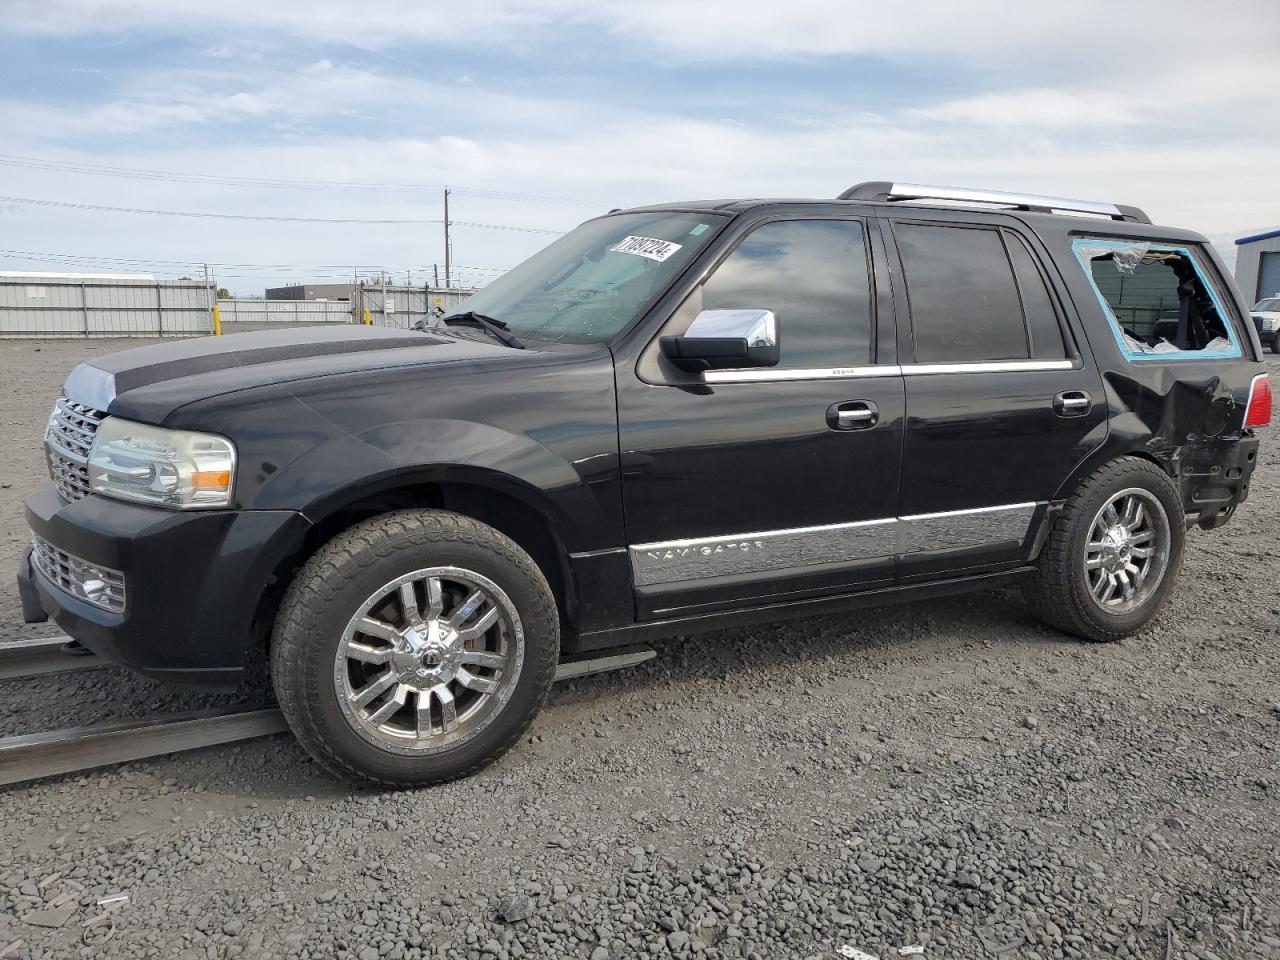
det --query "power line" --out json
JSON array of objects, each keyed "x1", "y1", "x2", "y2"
[
  {"x1": 0, "y1": 194, "x2": 565, "y2": 232},
  {"x1": 0, "y1": 153, "x2": 603, "y2": 208},
  {"x1": 0, "y1": 248, "x2": 512, "y2": 272},
  {"x1": 0, "y1": 254, "x2": 510, "y2": 286}
]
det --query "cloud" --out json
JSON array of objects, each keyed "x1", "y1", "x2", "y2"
[
  {"x1": 9, "y1": 0, "x2": 1277, "y2": 67},
  {"x1": 912, "y1": 88, "x2": 1141, "y2": 128},
  {"x1": 1, "y1": 1, "x2": 1276, "y2": 294}
]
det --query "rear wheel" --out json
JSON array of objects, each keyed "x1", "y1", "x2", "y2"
[
  {"x1": 1025, "y1": 457, "x2": 1184, "y2": 642},
  {"x1": 1271, "y1": 335, "x2": 1280, "y2": 355},
  {"x1": 271, "y1": 510, "x2": 558, "y2": 785}
]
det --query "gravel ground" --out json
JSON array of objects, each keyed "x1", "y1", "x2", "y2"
[{"x1": 0, "y1": 338, "x2": 1277, "y2": 960}]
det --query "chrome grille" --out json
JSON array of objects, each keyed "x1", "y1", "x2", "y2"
[
  {"x1": 45, "y1": 398, "x2": 105, "y2": 503},
  {"x1": 31, "y1": 535, "x2": 126, "y2": 614}
]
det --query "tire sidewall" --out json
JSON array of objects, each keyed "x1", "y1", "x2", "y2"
[
  {"x1": 278, "y1": 514, "x2": 557, "y2": 785},
  {"x1": 1065, "y1": 463, "x2": 1184, "y2": 636}
]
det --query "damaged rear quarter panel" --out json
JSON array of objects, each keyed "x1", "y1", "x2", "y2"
[
  {"x1": 1101, "y1": 363, "x2": 1261, "y2": 521},
  {"x1": 1038, "y1": 222, "x2": 1265, "y2": 523}
]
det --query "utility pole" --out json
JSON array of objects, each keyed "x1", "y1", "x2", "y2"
[
  {"x1": 202, "y1": 263, "x2": 213, "y2": 332},
  {"x1": 443, "y1": 187, "x2": 452, "y2": 289},
  {"x1": 433, "y1": 263, "x2": 440, "y2": 288}
]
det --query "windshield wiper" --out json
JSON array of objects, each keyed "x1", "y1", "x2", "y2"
[{"x1": 440, "y1": 311, "x2": 525, "y2": 349}]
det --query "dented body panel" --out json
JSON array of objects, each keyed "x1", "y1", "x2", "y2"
[{"x1": 1021, "y1": 215, "x2": 1265, "y2": 526}]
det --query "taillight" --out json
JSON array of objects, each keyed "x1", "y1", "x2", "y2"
[{"x1": 1244, "y1": 373, "x2": 1272, "y2": 428}]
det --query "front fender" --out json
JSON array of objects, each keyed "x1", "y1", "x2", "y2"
[
  {"x1": 168, "y1": 350, "x2": 624, "y2": 555},
  {"x1": 204, "y1": 395, "x2": 618, "y2": 553},
  {"x1": 294, "y1": 417, "x2": 608, "y2": 552}
]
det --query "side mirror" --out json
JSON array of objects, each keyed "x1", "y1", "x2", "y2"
[{"x1": 660, "y1": 309, "x2": 779, "y2": 372}]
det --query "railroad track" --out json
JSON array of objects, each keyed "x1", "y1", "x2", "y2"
[
  {"x1": 0, "y1": 637, "x2": 655, "y2": 788},
  {"x1": 0, "y1": 635, "x2": 105, "y2": 681}
]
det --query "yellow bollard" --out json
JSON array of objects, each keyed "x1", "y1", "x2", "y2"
[
  {"x1": 363, "y1": 307, "x2": 372, "y2": 326},
  {"x1": 212, "y1": 303, "x2": 222, "y2": 336}
]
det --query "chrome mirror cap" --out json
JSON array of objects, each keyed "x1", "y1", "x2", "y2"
[
  {"x1": 660, "y1": 308, "x2": 780, "y2": 373},
  {"x1": 684, "y1": 309, "x2": 777, "y2": 347}
]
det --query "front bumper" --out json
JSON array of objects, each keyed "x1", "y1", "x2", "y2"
[{"x1": 19, "y1": 485, "x2": 309, "y2": 688}]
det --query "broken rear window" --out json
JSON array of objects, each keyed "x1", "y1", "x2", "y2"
[{"x1": 1073, "y1": 239, "x2": 1242, "y2": 360}]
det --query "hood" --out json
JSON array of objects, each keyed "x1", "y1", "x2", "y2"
[{"x1": 62, "y1": 324, "x2": 557, "y2": 421}]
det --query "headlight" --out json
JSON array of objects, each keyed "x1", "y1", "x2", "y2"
[{"x1": 87, "y1": 417, "x2": 236, "y2": 509}]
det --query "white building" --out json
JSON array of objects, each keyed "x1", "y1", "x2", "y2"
[{"x1": 1234, "y1": 229, "x2": 1280, "y2": 304}]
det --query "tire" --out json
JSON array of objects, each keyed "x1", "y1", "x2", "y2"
[
  {"x1": 271, "y1": 509, "x2": 559, "y2": 786},
  {"x1": 1025, "y1": 457, "x2": 1184, "y2": 642},
  {"x1": 1270, "y1": 335, "x2": 1280, "y2": 355}
]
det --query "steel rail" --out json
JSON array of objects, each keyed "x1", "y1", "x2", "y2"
[
  {"x1": 0, "y1": 708, "x2": 289, "y2": 787},
  {"x1": 0, "y1": 636, "x2": 103, "y2": 682},
  {"x1": 0, "y1": 636, "x2": 655, "y2": 685},
  {"x1": 0, "y1": 643, "x2": 656, "y2": 786}
]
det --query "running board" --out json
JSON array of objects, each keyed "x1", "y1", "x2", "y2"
[{"x1": 554, "y1": 644, "x2": 656, "y2": 681}]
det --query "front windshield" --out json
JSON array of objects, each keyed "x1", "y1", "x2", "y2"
[
  {"x1": 449, "y1": 211, "x2": 727, "y2": 342},
  {"x1": 1254, "y1": 298, "x2": 1280, "y2": 312}
]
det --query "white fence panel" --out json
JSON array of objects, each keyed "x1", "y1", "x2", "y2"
[
  {"x1": 0, "y1": 277, "x2": 214, "y2": 338},
  {"x1": 217, "y1": 299, "x2": 353, "y2": 324},
  {"x1": 353, "y1": 285, "x2": 476, "y2": 329}
]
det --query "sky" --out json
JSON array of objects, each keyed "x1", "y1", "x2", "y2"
[{"x1": 0, "y1": 0, "x2": 1277, "y2": 296}]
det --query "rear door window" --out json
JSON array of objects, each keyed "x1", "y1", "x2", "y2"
[
  {"x1": 1073, "y1": 239, "x2": 1242, "y2": 360},
  {"x1": 894, "y1": 222, "x2": 1041, "y2": 363},
  {"x1": 1006, "y1": 232, "x2": 1067, "y2": 359}
]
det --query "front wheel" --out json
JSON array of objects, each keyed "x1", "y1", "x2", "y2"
[
  {"x1": 1270, "y1": 335, "x2": 1280, "y2": 355},
  {"x1": 1025, "y1": 457, "x2": 1184, "y2": 642},
  {"x1": 271, "y1": 510, "x2": 559, "y2": 785}
]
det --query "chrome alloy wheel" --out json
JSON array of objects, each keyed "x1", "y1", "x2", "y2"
[
  {"x1": 1083, "y1": 487, "x2": 1170, "y2": 614},
  {"x1": 333, "y1": 566, "x2": 524, "y2": 755}
]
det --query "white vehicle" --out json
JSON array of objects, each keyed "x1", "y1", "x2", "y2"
[{"x1": 1252, "y1": 296, "x2": 1280, "y2": 354}]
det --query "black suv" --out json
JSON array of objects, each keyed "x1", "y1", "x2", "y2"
[{"x1": 18, "y1": 182, "x2": 1271, "y2": 785}]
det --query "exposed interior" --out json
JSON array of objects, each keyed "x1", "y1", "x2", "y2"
[{"x1": 1080, "y1": 242, "x2": 1237, "y2": 356}]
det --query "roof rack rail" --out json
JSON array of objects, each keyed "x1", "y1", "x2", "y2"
[{"x1": 838, "y1": 181, "x2": 1152, "y2": 224}]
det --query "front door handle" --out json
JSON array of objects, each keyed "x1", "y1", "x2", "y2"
[
  {"x1": 827, "y1": 400, "x2": 879, "y2": 431},
  {"x1": 1053, "y1": 390, "x2": 1092, "y2": 417}
]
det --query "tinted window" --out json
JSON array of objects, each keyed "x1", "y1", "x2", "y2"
[
  {"x1": 1006, "y1": 232, "x2": 1066, "y2": 359},
  {"x1": 896, "y1": 223, "x2": 1028, "y2": 363},
  {"x1": 701, "y1": 219, "x2": 871, "y2": 369}
]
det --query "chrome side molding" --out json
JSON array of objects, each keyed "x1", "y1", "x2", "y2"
[
  {"x1": 704, "y1": 359, "x2": 1073, "y2": 383},
  {"x1": 630, "y1": 517, "x2": 896, "y2": 588},
  {"x1": 629, "y1": 502, "x2": 1040, "y2": 588},
  {"x1": 897, "y1": 502, "x2": 1037, "y2": 556},
  {"x1": 705, "y1": 364, "x2": 898, "y2": 383}
]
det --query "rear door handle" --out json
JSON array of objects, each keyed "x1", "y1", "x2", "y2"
[
  {"x1": 1053, "y1": 390, "x2": 1092, "y2": 417},
  {"x1": 827, "y1": 400, "x2": 879, "y2": 430}
]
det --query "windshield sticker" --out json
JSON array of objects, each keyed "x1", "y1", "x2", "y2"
[
  {"x1": 688, "y1": 223, "x2": 710, "y2": 236},
  {"x1": 611, "y1": 236, "x2": 683, "y2": 262}
]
